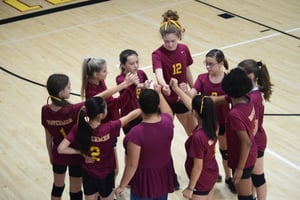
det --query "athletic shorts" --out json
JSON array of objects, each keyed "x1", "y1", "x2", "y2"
[
  {"x1": 257, "y1": 150, "x2": 264, "y2": 158},
  {"x1": 82, "y1": 171, "x2": 115, "y2": 197},
  {"x1": 193, "y1": 189, "x2": 210, "y2": 196},
  {"x1": 123, "y1": 117, "x2": 142, "y2": 134},
  {"x1": 52, "y1": 164, "x2": 82, "y2": 177},
  {"x1": 169, "y1": 102, "x2": 189, "y2": 114},
  {"x1": 232, "y1": 166, "x2": 254, "y2": 179},
  {"x1": 130, "y1": 192, "x2": 167, "y2": 200}
]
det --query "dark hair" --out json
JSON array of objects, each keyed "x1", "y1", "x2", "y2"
[
  {"x1": 206, "y1": 49, "x2": 229, "y2": 70},
  {"x1": 238, "y1": 59, "x2": 273, "y2": 101},
  {"x1": 221, "y1": 68, "x2": 253, "y2": 98},
  {"x1": 81, "y1": 57, "x2": 106, "y2": 98},
  {"x1": 77, "y1": 97, "x2": 106, "y2": 154},
  {"x1": 160, "y1": 10, "x2": 184, "y2": 40},
  {"x1": 192, "y1": 95, "x2": 217, "y2": 140},
  {"x1": 46, "y1": 74, "x2": 70, "y2": 106},
  {"x1": 119, "y1": 49, "x2": 138, "y2": 73},
  {"x1": 138, "y1": 89, "x2": 160, "y2": 114}
]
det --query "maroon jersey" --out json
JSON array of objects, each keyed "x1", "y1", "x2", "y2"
[
  {"x1": 225, "y1": 98, "x2": 258, "y2": 169},
  {"x1": 152, "y1": 43, "x2": 193, "y2": 103},
  {"x1": 185, "y1": 128, "x2": 219, "y2": 192},
  {"x1": 85, "y1": 80, "x2": 120, "y2": 122},
  {"x1": 41, "y1": 102, "x2": 84, "y2": 165},
  {"x1": 116, "y1": 69, "x2": 148, "y2": 117},
  {"x1": 123, "y1": 113, "x2": 175, "y2": 198},
  {"x1": 248, "y1": 88, "x2": 267, "y2": 152},
  {"x1": 193, "y1": 73, "x2": 230, "y2": 126},
  {"x1": 67, "y1": 120, "x2": 121, "y2": 179}
]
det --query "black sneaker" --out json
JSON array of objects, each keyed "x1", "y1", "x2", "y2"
[
  {"x1": 174, "y1": 174, "x2": 180, "y2": 190},
  {"x1": 174, "y1": 180, "x2": 180, "y2": 191},
  {"x1": 225, "y1": 177, "x2": 237, "y2": 194},
  {"x1": 217, "y1": 174, "x2": 222, "y2": 182}
]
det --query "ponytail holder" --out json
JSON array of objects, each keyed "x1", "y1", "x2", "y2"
[
  {"x1": 257, "y1": 61, "x2": 262, "y2": 69},
  {"x1": 49, "y1": 95, "x2": 62, "y2": 102},
  {"x1": 200, "y1": 96, "x2": 208, "y2": 114},
  {"x1": 77, "y1": 106, "x2": 89, "y2": 123}
]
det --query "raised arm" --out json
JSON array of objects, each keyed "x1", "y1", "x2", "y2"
[
  {"x1": 169, "y1": 78, "x2": 192, "y2": 111},
  {"x1": 94, "y1": 72, "x2": 139, "y2": 99},
  {"x1": 119, "y1": 109, "x2": 142, "y2": 128},
  {"x1": 154, "y1": 84, "x2": 173, "y2": 119},
  {"x1": 154, "y1": 68, "x2": 171, "y2": 96}
]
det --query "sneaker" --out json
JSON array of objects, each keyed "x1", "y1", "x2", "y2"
[
  {"x1": 225, "y1": 177, "x2": 237, "y2": 193},
  {"x1": 174, "y1": 180, "x2": 180, "y2": 191},
  {"x1": 174, "y1": 174, "x2": 180, "y2": 190},
  {"x1": 217, "y1": 174, "x2": 222, "y2": 182}
]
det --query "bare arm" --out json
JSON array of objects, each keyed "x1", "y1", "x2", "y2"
[
  {"x1": 153, "y1": 84, "x2": 173, "y2": 119},
  {"x1": 119, "y1": 109, "x2": 142, "y2": 128},
  {"x1": 154, "y1": 68, "x2": 171, "y2": 96},
  {"x1": 169, "y1": 78, "x2": 192, "y2": 110},
  {"x1": 115, "y1": 142, "x2": 141, "y2": 197},
  {"x1": 45, "y1": 129, "x2": 53, "y2": 162},
  {"x1": 210, "y1": 95, "x2": 228, "y2": 106},
  {"x1": 233, "y1": 130, "x2": 251, "y2": 184},
  {"x1": 57, "y1": 138, "x2": 81, "y2": 155},
  {"x1": 186, "y1": 67, "x2": 194, "y2": 89},
  {"x1": 94, "y1": 72, "x2": 138, "y2": 99},
  {"x1": 183, "y1": 158, "x2": 203, "y2": 199},
  {"x1": 187, "y1": 88, "x2": 198, "y2": 98}
]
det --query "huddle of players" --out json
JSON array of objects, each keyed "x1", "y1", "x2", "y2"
[{"x1": 42, "y1": 9, "x2": 273, "y2": 200}]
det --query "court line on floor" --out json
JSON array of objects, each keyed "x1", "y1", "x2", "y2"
[
  {"x1": 266, "y1": 149, "x2": 300, "y2": 171},
  {"x1": 194, "y1": 0, "x2": 300, "y2": 40}
]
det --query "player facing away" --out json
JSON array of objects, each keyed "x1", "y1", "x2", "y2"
[
  {"x1": 221, "y1": 68, "x2": 258, "y2": 200},
  {"x1": 115, "y1": 85, "x2": 177, "y2": 200},
  {"x1": 170, "y1": 78, "x2": 219, "y2": 200},
  {"x1": 42, "y1": 74, "x2": 83, "y2": 200},
  {"x1": 58, "y1": 97, "x2": 141, "y2": 200},
  {"x1": 238, "y1": 59, "x2": 273, "y2": 200}
]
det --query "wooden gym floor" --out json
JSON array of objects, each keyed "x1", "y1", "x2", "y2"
[{"x1": 0, "y1": 0, "x2": 299, "y2": 199}]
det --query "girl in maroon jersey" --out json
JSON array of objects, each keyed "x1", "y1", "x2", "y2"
[
  {"x1": 80, "y1": 57, "x2": 136, "y2": 180},
  {"x1": 81, "y1": 57, "x2": 134, "y2": 121},
  {"x1": 58, "y1": 97, "x2": 141, "y2": 200},
  {"x1": 42, "y1": 74, "x2": 84, "y2": 200},
  {"x1": 238, "y1": 59, "x2": 273, "y2": 200},
  {"x1": 170, "y1": 78, "x2": 219, "y2": 200},
  {"x1": 221, "y1": 68, "x2": 258, "y2": 200},
  {"x1": 42, "y1": 73, "x2": 138, "y2": 200},
  {"x1": 116, "y1": 49, "x2": 151, "y2": 134},
  {"x1": 152, "y1": 9, "x2": 195, "y2": 137},
  {"x1": 189, "y1": 49, "x2": 235, "y2": 193},
  {"x1": 115, "y1": 85, "x2": 176, "y2": 200}
]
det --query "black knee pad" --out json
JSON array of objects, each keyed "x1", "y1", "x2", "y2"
[
  {"x1": 51, "y1": 184, "x2": 65, "y2": 197},
  {"x1": 238, "y1": 195, "x2": 253, "y2": 200},
  {"x1": 70, "y1": 190, "x2": 83, "y2": 200},
  {"x1": 252, "y1": 173, "x2": 266, "y2": 187},
  {"x1": 219, "y1": 149, "x2": 228, "y2": 160}
]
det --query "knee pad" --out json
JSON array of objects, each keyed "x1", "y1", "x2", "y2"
[
  {"x1": 238, "y1": 195, "x2": 253, "y2": 200},
  {"x1": 219, "y1": 149, "x2": 228, "y2": 160},
  {"x1": 51, "y1": 184, "x2": 65, "y2": 197},
  {"x1": 252, "y1": 173, "x2": 266, "y2": 187},
  {"x1": 70, "y1": 190, "x2": 83, "y2": 200}
]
